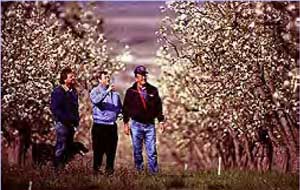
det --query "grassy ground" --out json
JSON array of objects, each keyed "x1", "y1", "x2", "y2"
[{"x1": 2, "y1": 161, "x2": 299, "y2": 190}]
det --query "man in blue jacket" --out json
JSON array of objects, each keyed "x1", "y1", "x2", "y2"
[
  {"x1": 90, "y1": 71, "x2": 122, "y2": 175},
  {"x1": 50, "y1": 67, "x2": 79, "y2": 170},
  {"x1": 123, "y1": 65, "x2": 165, "y2": 174}
]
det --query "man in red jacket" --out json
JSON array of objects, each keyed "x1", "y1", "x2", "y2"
[{"x1": 123, "y1": 65, "x2": 165, "y2": 174}]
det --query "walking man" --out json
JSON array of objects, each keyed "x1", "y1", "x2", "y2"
[
  {"x1": 123, "y1": 65, "x2": 165, "y2": 174},
  {"x1": 90, "y1": 71, "x2": 122, "y2": 175},
  {"x1": 50, "y1": 67, "x2": 79, "y2": 170}
]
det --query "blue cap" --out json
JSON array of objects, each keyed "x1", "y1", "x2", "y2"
[{"x1": 134, "y1": 65, "x2": 148, "y2": 75}]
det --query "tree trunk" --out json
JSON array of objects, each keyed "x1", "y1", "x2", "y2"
[
  {"x1": 227, "y1": 128, "x2": 241, "y2": 168},
  {"x1": 243, "y1": 135, "x2": 255, "y2": 169},
  {"x1": 275, "y1": 110, "x2": 298, "y2": 172}
]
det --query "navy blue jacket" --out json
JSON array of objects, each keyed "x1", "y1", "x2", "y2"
[
  {"x1": 123, "y1": 82, "x2": 164, "y2": 124},
  {"x1": 50, "y1": 86, "x2": 80, "y2": 127}
]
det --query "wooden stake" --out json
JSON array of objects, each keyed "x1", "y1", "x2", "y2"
[{"x1": 218, "y1": 156, "x2": 221, "y2": 176}]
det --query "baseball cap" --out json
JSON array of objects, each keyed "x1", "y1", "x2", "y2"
[{"x1": 134, "y1": 65, "x2": 148, "y2": 75}]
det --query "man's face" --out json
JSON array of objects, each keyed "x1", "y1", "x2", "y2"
[
  {"x1": 99, "y1": 73, "x2": 111, "y2": 86},
  {"x1": 135, "y1": 73, "x2": 147, "y2": 86},
  {"x1": 65, "y1": 72, "x2": 76, "y2": 87}
]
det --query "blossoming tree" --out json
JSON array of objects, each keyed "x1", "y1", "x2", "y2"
[
  {"x1": 1, "y1": 2, "x2": 125, "y2": 164},
  {"x1": 157, "y1": 1, "x2": 299, "y2": 172}
]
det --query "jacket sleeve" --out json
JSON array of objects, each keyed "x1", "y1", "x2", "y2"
[
  {"x1": 122, "y1": 90, "x2": 130, "y2": 124},
  {"x1": 50, "y1": 88, "x2": 67, "y2": 124},
  {"x1": 90, "y1": 87, "x2": 109, "y2": 105},
  {"x1": 155, "y1": 89, "x2": 165, "y2": 122}
]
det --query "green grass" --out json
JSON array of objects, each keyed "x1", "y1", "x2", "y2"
[{"x1": 2, "y1": 163, "x2": 299, "y2": 190}]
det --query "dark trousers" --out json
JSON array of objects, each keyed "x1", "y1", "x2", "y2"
[{"x1": 92, "y1": 123, "x2": 118, "y2": 172}]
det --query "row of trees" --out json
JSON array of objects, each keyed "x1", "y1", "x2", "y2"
[
  {"x1": 1, "y1": 1, "x2": 299, "y2": 173},
  {"x1": 157, "y1": 1, "x2": 299, "y2": 173},
  {"x1": 1, "y1": 2, "x2": 125, "y2": 164}
]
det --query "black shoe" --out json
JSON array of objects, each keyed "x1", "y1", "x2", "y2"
[
  {"x1": 105, "y1": 169, "x2": 114, "y2": 176},
  {"x1": 93, "y1": 169, "x2": 104, "y2": 176},
  {"x1": 54, "y1": 162, "x2": 65, "y2": 172}
]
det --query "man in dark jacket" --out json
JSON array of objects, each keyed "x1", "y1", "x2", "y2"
[
  {"x1": 123, "y1": 65, "x2": 165, "y2": 174},
  {"x1": 50, "y1": 67, "x2": 79, "y2": 169}
]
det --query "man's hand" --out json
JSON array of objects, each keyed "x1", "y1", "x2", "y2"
[
  {"x1": 107, "y1": 84, "x2": 115, "y2": 92},
  {"x1": 159, "y1": 122, "x2": 165, "y2": 133},
  {"x1": 124, "y1": 123, "x2": 130, "y2": 135}
]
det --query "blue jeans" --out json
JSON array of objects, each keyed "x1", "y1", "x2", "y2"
[
  {"x1": 54, "y1": 122, "x2": 75, "y2": 169},
  {"x1": 130, "y1": 120, "x2": 158, "y2": 174}
]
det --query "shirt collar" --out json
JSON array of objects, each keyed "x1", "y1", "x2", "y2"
[
  {"x1": 62, "y1": 84, "x2": 70, "y2": 92},
  {"x1": 134, "y1": 82, "x2": 148, "y2": 90}
]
